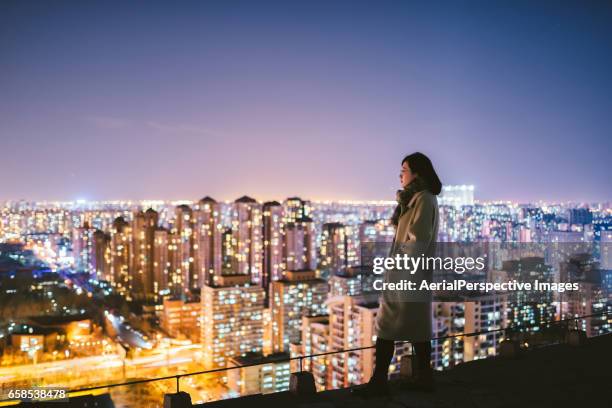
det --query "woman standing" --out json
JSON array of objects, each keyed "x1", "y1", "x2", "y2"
[{"x1": 355, "y1": 152, "x2": 441, "y2": 397}]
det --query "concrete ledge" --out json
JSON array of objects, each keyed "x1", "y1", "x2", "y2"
[
  {"x1": 565, "y1": 329, "x2": 587, "y2": 347},
  {"x1": 499, "y1": 338, "x2": 522, "y2": 358},
  {"x1": 164, "y1": 391, "x2": 192, "y2": 408},
  {"x1": 196, "y1": 334, "x2": 612, "y2": 408},
  {"x1": 289, "y1": 371, "x2": 316, "y2": 396}
]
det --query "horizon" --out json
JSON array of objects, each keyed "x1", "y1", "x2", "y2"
[{"x1": 2, "y1": 195, "x2": 610, "y2": 207}]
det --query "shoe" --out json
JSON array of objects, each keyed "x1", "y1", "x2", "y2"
[{"x1": 351, "y1": 379, "x2": 390, "y2": 398}]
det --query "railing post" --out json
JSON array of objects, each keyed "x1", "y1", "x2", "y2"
[
  {"x1": 290, "y1": 355, "x2": 316, "y2": 396},
  {"x1": 163, "y1": 375, "x2": 191, "y2": 408}
]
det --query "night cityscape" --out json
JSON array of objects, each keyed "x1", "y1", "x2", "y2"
[
  {"x1": 1, "y1": 1, "x2": 611, "y2": 407},
  {"x1": 1, "y1": 193, "x2": 610, "y2": 406}
]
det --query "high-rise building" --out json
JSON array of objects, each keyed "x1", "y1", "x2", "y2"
[
  {"x1": 92, "y1": 229, "x2": 111, "y2": 280},
  {"x1": 320, "y1": 223, "x2": 358, "y2": 274},
  {"x1": 227, "y1": 352, "x2": 291, "y2": 395},
  {"x1": 152, "y1": 227, "x2": 170, "y2": 298},
  {"x1": 433, "y1": 293, "x2": 508, "y2": 369},
  {"x1": 283, "y1": 197, "x2": 311, "y2": 224},
  {"x1": 357, "y1": 220, "x2": 395, "y2": 277},
  {"x1": 269, "y1": 269, "x2": 328, "y2": 353},
  {"x1": 230, "y1": 196, "x2": 263, "y2": 283},
  {"x1": 358, "y1": 219, "x2": 395, "y2": 244},
  {"x1": 72, "y1": 222, "x2": 96, "y2": 274},
  {"x1": 109, "y1": 217, "x2": 132, "y2": 298},
  {"x1": 503, "y1": 257, "x2": 556, "y2": 332},
  {"x1": 194, "y1": 196, "x2": 223, "y2": 287},
  {"x1": 463, "y1": 293, "x2": 508, "y2": 361},
  {"x1": 172, "y1": 205, "x2": 196, "y2": 295},
  {"x1": 167, "y1": 231, "x2": 182, "y2": 296},
  {"x1": 560, "y1": 254, "x2": 610, "y2": 336},
  {"x1": 158, "y1": 298, "x2": 201, "y2": 342},
  {"x1": 328, "y1": 266, "x2": 372, "y2": 297},
  {"x1": 284, "y1": 216, "x2": 316, "y2": 272},
  {"x1": 600, "y1": 231, "x2": 612, "y2": 270},
  {"x1": 131, "y1": 209, "x2": 160, "y2": 301},
  {"x1": 432, "y1": 300, "x2": 463, "y2": 369},
  {"x1": 201, "y1": 275, "x2": 265, "y2": 369},
  {"x1": 326, "y1": 294, "x2": 403, "y2": 388},
  {"x1": 220, "y1": 227, "x2": 234, "y2": 276},
  {"x1": 262, "y1": 201, "x2": 284, "y2": 301},
  {"x1": 298, "y1": 315, "x2": 329, "y2": 391},
  {"x1": 131, "y1": 211, "x2": 147, "y2": 297},
  {"x1": 438, "y1": 185, "x2": 475, "y2": 207},
  {"x1": 569, "y1": 208, "x2": 593, "y2": 226},
  {"x1": 562, "y1": 279, "x2": 609, "y2": 337}
]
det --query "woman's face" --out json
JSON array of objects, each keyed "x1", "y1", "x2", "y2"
[{"x1": 400, "y1": 161, "x2": 416, "y2": 188}]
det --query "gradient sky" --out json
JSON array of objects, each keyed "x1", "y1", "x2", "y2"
[{"x1": 1, "y1": 0, "x2": 611, "y2": 203}]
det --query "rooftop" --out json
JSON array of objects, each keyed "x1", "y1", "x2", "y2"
[
  {"x1": 234, "y1": 195, "x2": 257, "y2": 204},
  {"x1": 199, "y1": 196, "x2": 217, "y2": 203},
  {"x1": 199, "y1": 333, "x2": 611, "y2": 408}
]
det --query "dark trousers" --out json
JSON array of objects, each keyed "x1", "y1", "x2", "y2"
[{"x1": 371, "y1": 337, "x2": 432, "y2": 382}]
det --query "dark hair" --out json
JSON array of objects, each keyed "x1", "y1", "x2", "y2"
[{"x1": 402, "y1": 152, "x2": 442, "y2": 195}]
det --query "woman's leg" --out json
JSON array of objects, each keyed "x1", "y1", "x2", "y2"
[
  {"x1": 412, "y1": 341, "x2": 433, "y2": 382},
  {"x1": 371, "y1": 337, "x2": 395, "y2": 383},
  {"x1": 352, "y1": 337, "x2": 395, "y2": 397}
]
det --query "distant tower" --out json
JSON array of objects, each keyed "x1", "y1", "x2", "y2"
[
  {"x1": 284, "y1": 216, "x2": 316, "y2": 272},
  {"x1": 194, "y1": 196, "x2": 223, "y2": 287},
  {"x1": 283, "y1": 197, "x2": 311, "y2": 224},
  {"x1": 110, "y1": 217, "x2": 132, "y2": 299},
  {"x1": 92, "y1": 229, "x2": 111, "y2": 281},
  {"x1": 72, "y1": 222, "x2": 96, "y2": 275},
  {"x1": 230, "y1": 196, "x2": 263, "y2": 283},
  {"x1": 172, "y1": 204, "x2": 196, "y2": 295},
  {"x1": 263, "y1": 201, "x2": 284, "y2": 301},
  {"x1": 152, "y1": 227, "x2": 169, "y2": 298},
  {"x1": 131, "y1": 209, "x2": 160, "y2": 301},
  {"x1": 438, "y1": 185, "x2": 475, "y2": 207},
  {"x1": 131, "y1": 211, "x2": 147, "y2": 296},
  {"x1": 320, "y1": 222, "x2": 358, "y2": 274}
]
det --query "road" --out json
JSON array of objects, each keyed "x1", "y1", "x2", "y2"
[
  {"x1": 0, "y1": 342, "x2": 204, "y2": 391},
  {"x1": 104, "y1": 312, "x2": 153, "y2": 350}
]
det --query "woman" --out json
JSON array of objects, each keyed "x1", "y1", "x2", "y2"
[{"x1": 355, "y1": 152, "x2": 441, "y2": 397}]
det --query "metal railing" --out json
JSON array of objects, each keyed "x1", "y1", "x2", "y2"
[{"x1": 63, "y1": 310, "x2": 610, "y2": 398}]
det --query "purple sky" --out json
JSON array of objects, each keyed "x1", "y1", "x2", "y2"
[{"x1": 1, "y1": 1, "x2": 611, "y2": 203}]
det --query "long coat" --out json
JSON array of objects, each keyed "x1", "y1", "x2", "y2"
[{"x1": 374, "y1": 190, "x2": 439, "y2": 342}]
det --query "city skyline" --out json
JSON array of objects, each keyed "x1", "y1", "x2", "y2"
[
  {"x1": 2, "y1": 1, "x2": 611, "y2": 203},
  {"x1": 1, "y1": 191, "x2": 610, "y2": 405},
  {"x1": 1, "y1": 2, "x2": 610, "y2": 405}
]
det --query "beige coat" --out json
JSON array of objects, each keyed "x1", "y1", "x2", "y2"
[{"x1": 374, "y1": 190, "x2": 439, "y2": 341}]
